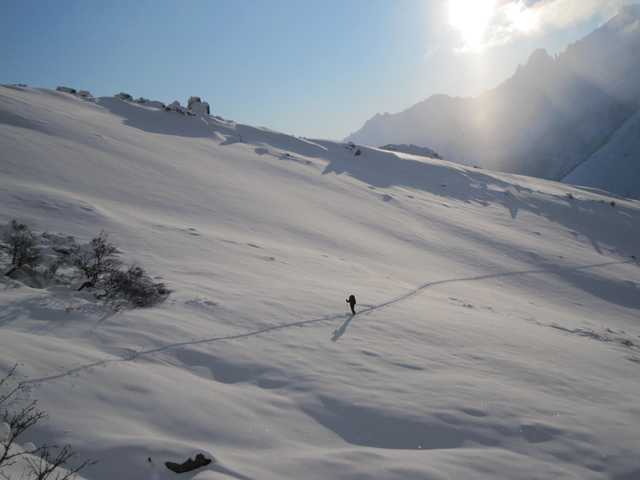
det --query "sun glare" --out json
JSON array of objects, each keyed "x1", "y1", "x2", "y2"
[{"x1": 448, "y1": 0, "x2": 497, "y2": 51}]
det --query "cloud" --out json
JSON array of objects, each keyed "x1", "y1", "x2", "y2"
[
  {"x1": 528, "y1": 0, "x2": 629, "y2": 29},
  {"x1": 453, "y1": 0, "x2": 633, "y2": 53}
]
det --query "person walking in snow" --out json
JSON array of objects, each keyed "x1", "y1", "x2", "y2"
[{"x1": 346, "y1": 294, "x2": 357, "y2": 315}]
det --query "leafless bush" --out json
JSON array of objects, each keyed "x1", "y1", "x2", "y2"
[
  {"x1": 0, "y1": 367, "x2": 93, "y2": 480},
  {"x1": 0, "y1": 366, "x2": 45, "y2": 471},
  {"x1": 25, "y1": 445, "x2": 95, "y2": 480},
  {"x1": 102, "y1": 265, "x2": 169, "y2": 308},
  {"x1": 3, "y1": 220, "x2": 40, "y2": 276},
  {"x1": 2, "y1": 223, "x2": 171, "y2": 308},
  {"x1": 72, "y1": 232, "x2": 120, "y2": 291}
]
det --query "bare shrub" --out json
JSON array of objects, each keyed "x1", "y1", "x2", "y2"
[
  {"x1": 25, "y1": 445, "x2": 95, "y2": 480},
  {"x1": 2, "y1": 220, "x2": 40, "y2": 276},
  {"x1": 102, "y1": 265, "x2": 169, "y2": 308},
  {"x1": 0, "y1": 367, "x2": 93, "y2": 480},
  {"x1": 0, "y1": 366, "x2": 45, "y2": 471},
  {"x1": 72, "y1": 232, "x2": 120, "y2": 291}
]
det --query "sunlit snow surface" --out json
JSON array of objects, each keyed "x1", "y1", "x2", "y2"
[{"x1": 1, "y1": 85, "x2": 639, "y2": 480}]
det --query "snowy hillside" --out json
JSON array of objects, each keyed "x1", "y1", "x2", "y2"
[
  {"x1": 564, "y1": 108, "x2": 640, "y2": 199},
  {"x1": 378, "y1": 144, "x2": 442, "y2": 160},
  {"x1": 1, "y1": 85, "x2": 640, "y2": 480},
  {"x1": 346, "y1": 6, "x2": 640, "y2": 182}
]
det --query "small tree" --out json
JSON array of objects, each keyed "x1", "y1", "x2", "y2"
[
  {"x1": 72, "y1": 232, "x2": 120, "y2": 291},
  {"x1": 25, "y1": 445, "x2": 94, "y2": 480},
  {"x1": 0, "y1": 367, "x2": 45, "y2": 471},
  {"x1": 3, "y1": 220, "x2": 40, "y2": 276},
  {"x1": 0, "y1": 367, "x2": 93, "y2": 480}
]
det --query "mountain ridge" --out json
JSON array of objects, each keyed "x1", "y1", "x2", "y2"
[{"x1": 346, "y1": 7, "x2": 640, "y2": 196}]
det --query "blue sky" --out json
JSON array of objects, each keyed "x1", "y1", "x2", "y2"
[{"x1": 0, "y1": 0, "x2": 633, "y2": 139}]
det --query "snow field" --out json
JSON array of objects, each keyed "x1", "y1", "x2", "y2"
[{"x1": 1, "y1": 85, "x2": 640, "y2": 479}]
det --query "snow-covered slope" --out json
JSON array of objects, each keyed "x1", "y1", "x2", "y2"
[
  {"x1": 347, "y1": 6, "x2": 640, "y2": 182},
  {"x1": 378, "y1": 144, "x2": 442, "y2": 159},
  {"x1": 1, "y1": 85, "x2": 640, "y2": 480},
  {"x1": 564, "y1": 108, "x2": 640, "y2": 199}
]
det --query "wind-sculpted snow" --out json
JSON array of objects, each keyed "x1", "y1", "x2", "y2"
[{"x1": 1, "y1": 85, "x2": 640, "y2": 480}]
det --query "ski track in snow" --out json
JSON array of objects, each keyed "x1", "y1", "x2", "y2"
[{"x1": 20, "y1": 259, "x2": 629, "y2": 387}]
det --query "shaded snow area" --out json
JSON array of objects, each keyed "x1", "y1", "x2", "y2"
[
  {"x1": 565, "y1": 108, "x2": 640, "y2": 200},
  {"x1": 1, "y1": 85, "x2": 640, "y2": 480}
]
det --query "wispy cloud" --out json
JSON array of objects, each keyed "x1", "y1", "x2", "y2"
[
  {"x1": 525, "y1": 0, "x2": 628, "y2": 29},
  {"x1": 452, "y1": 0, "x2": 632, "y2": 53}
]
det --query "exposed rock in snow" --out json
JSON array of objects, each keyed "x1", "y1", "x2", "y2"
[
  {"x1": 55, "y1": 86, "x2": 94, "y2": 101},
  {"x1": 165, "y1": 453, "x2": 212, "y2": 473},
  {"x1": 56, "y1": 86, "x2": 77, "y2": 94},
  {"x1": 134, "y1": 97, "x2": 166, "y2": 109},
  {"x1": 115, "y1": 92, "x2": 133, "y2": 101},
  {"x1": 187, "y1": 96, "x2": 210, "y2": 116},
  {"x1": 164, "y1": 100, "x2": 187, "y2": 115}
]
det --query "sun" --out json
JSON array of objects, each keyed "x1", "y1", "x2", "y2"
[{"x1": 448, "y1": 0, "x2": 497, "y2": 52}]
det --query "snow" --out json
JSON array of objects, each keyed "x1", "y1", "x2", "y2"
[
  {"x1": 564, "y1": 108, "x2": 640, "y2": 199},
  {"x1": 1, "y1": 85, "x2": 640, "y2": 480},
  {"x1": 378, "y1": 144, "x2": 441, "y2": 159},
  {"x1": 22, "y1": 442, "x2": 36, "y2": 453},
  {"x1": 0, "y1": 422, "x2": 9, "y2": 442}
]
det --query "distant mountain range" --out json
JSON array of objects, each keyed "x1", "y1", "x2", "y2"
[{"x1": 347, "y1": 5, "x2": 640, "y2": 197}]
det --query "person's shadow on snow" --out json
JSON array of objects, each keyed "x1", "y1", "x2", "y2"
[{"x1": 331, "y1": 314, "x2": 354, "y2": 342}]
